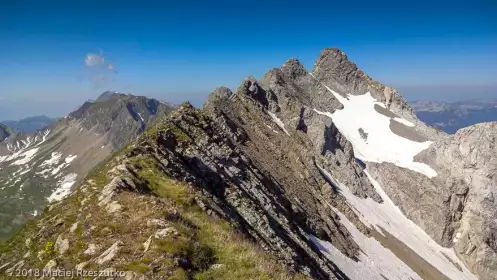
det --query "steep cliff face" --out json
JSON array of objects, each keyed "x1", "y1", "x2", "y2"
[
  {"x1": 1, "y1": 48, "x2": 493, "y2": 280},
  {"x1": 414, "y1": 123, "x2": 497, "y2": 278}
]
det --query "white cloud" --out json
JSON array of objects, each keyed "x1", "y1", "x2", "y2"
[
  {"x1": 84, "y1": 53, "x2": 105, "y2": 67},
  {"x1": 83, "y1": 50, "x2": 118, "y2": 88},
  {"x1": 84, "y1": 51, "x2": 116, "y2": 73}
]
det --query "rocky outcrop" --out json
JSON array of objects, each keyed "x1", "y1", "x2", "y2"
[
  {"x1": 134, "y1": 104, "x2": 359, "y2": 279},
  {"x1": 201, "y1": 86, "x2": 233, "y2": 110}
]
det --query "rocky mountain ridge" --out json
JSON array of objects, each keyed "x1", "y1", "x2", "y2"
[
  {"x1": 1, "y1": 48, "x2": 495, "y2": 280},
  {"x1": 0, "y1": 94, "x2": 174, "y2": 242}
]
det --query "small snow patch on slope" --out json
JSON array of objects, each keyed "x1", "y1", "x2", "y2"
[
  {"x1": 11, "y1": 148, "x2": 39, "y2": 165},
  {"x1": 318, "y1": 167, "x2": 477, "y2": 280},
  {"x1": 50, "y1": 154, "x2": 77, "y2": 176},
  {"x1": 393, "y1": 117, "x2": 415, "y2": 127},
  {"x1": 267, "y1": 111, "x2": 290, "y2": 136},
  {"x1": 137, "y1": 112, "x2": 145, "y2": 122},
  {"x1": 312, "y1": 86, "x2": 436, "y2": 177},
  {"x1": 47, "y1": 173, "x2": 77, "y2": 202},
  {"x1": 65, "y1": 154, "x2": 77, "y2": 163},
  {"x1": 309, "y1": 209, "x2": 422, "y2": 280},
  {"x1": 41, "y1": 152, "x2": 62, "y2": 166}
]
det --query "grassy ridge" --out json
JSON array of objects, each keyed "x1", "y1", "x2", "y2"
[{"x1": 0, "y1": 124, "x2": 306, "y2": 280}]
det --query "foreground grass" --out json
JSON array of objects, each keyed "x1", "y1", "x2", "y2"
[{"x1": 131, "y1": 155, "x2": 305, "y2": 279}]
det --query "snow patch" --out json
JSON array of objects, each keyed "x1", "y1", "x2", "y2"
[
  {"x1": 453, "y1": 232, "x2": 462, "y2": 243},
  {"x1": 18, "y1": 168, "x2": 30, "y2": 176},
  {"x1": 393, "y1": 117, "x2": 415, "y2": 127},
  {"x1": 0, "y1": 129, "x2": 50, "y2": 164},
  {"x1": 137, "y1": 112, "x2": 145, "y2": 122},
  {"x1": 47, "y1": 173, "x2": 77, "y2": 202},
  {"x1": 41, "y1": 152, "x2": 62, "y2": 166},
  {"x1": 65, "y1": 154, "x2": 77, "y2": 163},
  {"x1": 309, "y1": 209, "x2": 422, "y2": 280},
  {"x1": 47, "y1": 154, "x2": 77, "y2": 175},
  {"x1": 267, "y1": 111, "x2": 290, "y2": 136},
  {"x1": 319, "y1": 167, "x2": 477, "y2": 280},
  {"x1": 11, "y1": 148, "x2": 39, "y2": 165},
  {"x1": 312, "y1": 89, "x2": 436, "y2": 177}
]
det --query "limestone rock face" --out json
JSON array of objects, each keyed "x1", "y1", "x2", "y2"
[
  {"x1": 364, "y1": 121, "x2": 497, "y2": 280},
  {"x1": 134, "y1": 104, "x2": 361, "y2": 279},
  {"x1": 419, "y1": 122, "x2": 497, "y2": 279}
]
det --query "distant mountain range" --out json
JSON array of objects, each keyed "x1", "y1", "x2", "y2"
[
  {"x1": 0, "y1": 91, "x2": 174, "y2": 241},
  {"x1": 411, "y1": 99, "x2": 497, "y2": 133},
  {"x1": 2, "y1": 115, "x2": 58, "y2": 133}
]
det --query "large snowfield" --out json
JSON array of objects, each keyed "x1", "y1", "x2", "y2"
[
  {"x1": 310, "y1": 74, "x2": 437, "y2": 178},
  {"x1": 307, "y1": 74, "x2": 476, "y2": 279}
]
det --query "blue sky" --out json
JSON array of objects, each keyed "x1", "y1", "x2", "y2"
[{"x1": 0, "y1": 0, "x2": 496, "y2": 120}]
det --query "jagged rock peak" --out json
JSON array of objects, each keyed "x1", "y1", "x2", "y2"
[
  {"x1": 241, "y1": 76, "x2": 261, "y2": 94},
  {"x1": 202, "y1": 87, "x2": 233, "y2": 110},
  {"x1": 313, "y1": 47, "x2": 404, "y2": 107},
  {"x1": 281, "y1": 58, "x2": 308, "y2": 79},
  {"x1": 315, "y1": 48, "x2": 350, "y2": 66},
  {"x1": 174, "y1": 101, "x2": 196, "y2": 113},
  {"x1": 312, "y1": 47, "x2": 445, "y2": 139},
  {"x1": 313, "y1": 47, "x2": 370, "y2": 88},
  {"x1": 211, "y1": 86, "x2": 233, "y2": 99}
]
